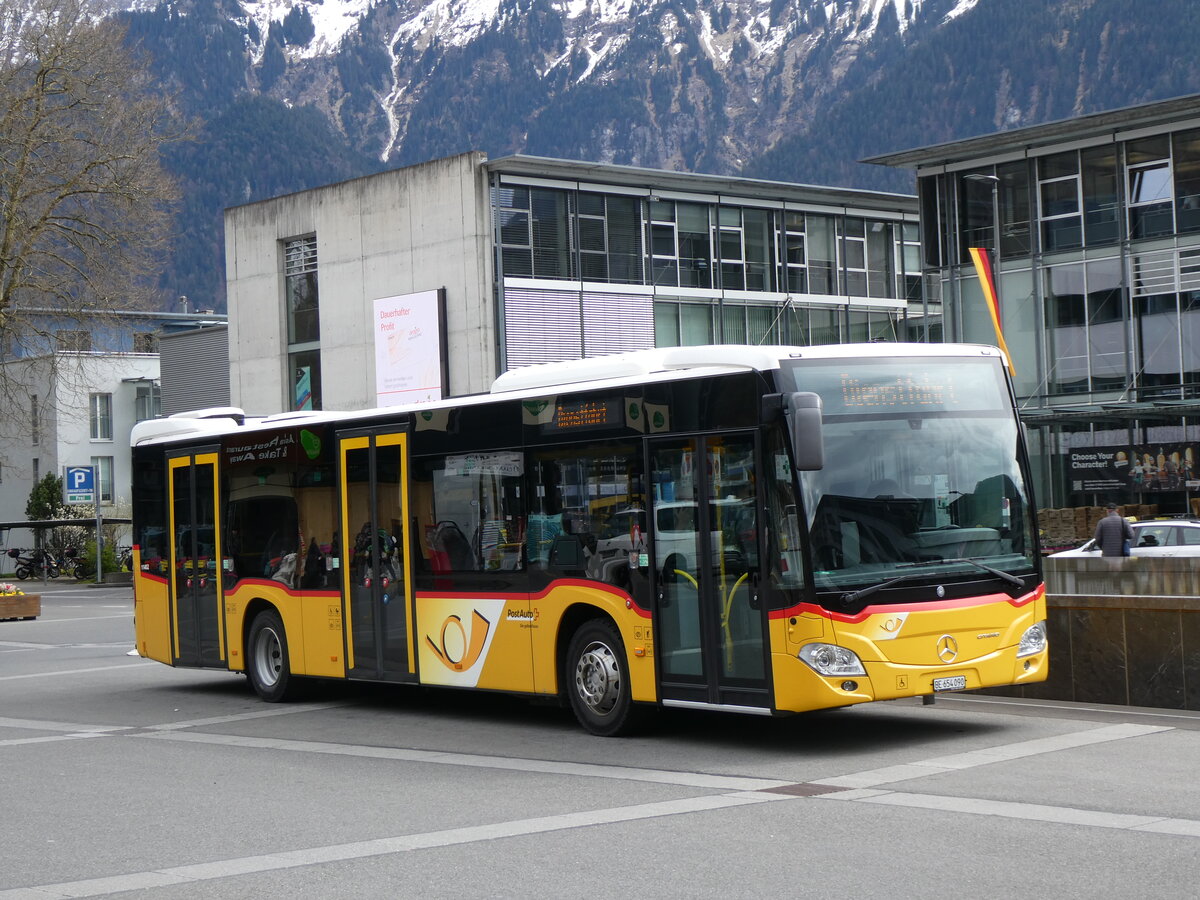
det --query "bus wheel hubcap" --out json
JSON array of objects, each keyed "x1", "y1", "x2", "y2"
[
  {"x1": 575, "y1": 641, "x2": 620, "y2": 715},
  {"x1": 256, "y1": 629, "x2": 281, "y2": 686}
]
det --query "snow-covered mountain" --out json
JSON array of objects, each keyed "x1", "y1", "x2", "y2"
[
  {"x1": 115, "y1": 0, "x2": 1200, "y2": 307},
  {"x1": 128, "y1": 0, "x2": 989, "y2": 176}
]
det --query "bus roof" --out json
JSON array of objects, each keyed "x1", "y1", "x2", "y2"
[{"x1": 131, "y1": 343, "x2": 1005, "y2": 448}]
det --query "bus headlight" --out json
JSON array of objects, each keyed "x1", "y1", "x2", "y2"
[
  {"x1": 1017, "y1": 621, "x2": 1047, "y2": 658},
  {"x1": 798, "y1": 643, "x2": 866, "y2": 677}
]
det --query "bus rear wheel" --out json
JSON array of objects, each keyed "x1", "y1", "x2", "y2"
[
  {"x1": 565, "y1": 619, "x2": 645, "y2": 737},
  {"x1": 247, "y1": 609, "x2": 299, "y2": 702}
]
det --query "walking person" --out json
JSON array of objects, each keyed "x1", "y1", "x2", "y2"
[{"x1": 1094, "y1": 503, "x2": 1133, "y2": 557}]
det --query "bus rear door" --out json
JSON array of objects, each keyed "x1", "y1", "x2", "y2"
[
  {"x1": 337, "y1": 428, "x2": 415, "y2": 682},
  {"x1": 167, "y1": 450, "x2": 225, "y2": 667}
]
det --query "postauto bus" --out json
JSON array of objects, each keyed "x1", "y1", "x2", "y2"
[{"x1": 129, "y1": 344, "x2": 1046, "y2": 735}]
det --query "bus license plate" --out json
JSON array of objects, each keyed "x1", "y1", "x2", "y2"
[{"x1": 933, "y1": 675, "x2": 966, "y2": 692}]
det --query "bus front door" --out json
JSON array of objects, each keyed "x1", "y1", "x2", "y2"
[
  {"x1": 167, "y1": 451, "x2": 224, "y2": 668},
  {"x1": 337, "y1": 430, "x2": 414, "y2": 682},
  {"x1": 649, "y1": 434, "x2": 770, "y2": 710}
]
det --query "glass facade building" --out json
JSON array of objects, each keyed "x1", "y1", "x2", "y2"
[
  {"x1": 868, "y1": 94, "x2": 1200, "y2": 518},
  {"x1": 486, "y1": 158, "x2": 922, "y2": 369}
]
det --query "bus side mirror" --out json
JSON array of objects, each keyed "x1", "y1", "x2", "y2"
[{"x1": 787, "y1": 392, "x2": 824, "y2": 471}]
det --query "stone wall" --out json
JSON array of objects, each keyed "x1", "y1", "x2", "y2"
[{"x1": 986, "y1": 557, "x2": 1200, "y2": 709}]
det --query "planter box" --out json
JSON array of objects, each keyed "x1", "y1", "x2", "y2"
[{"x1": 0, "y1": 592, "x2": 40, "y2": 621}]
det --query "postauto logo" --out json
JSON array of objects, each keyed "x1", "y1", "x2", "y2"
[{"x1": 425, "y1": 610, "x2": 492, "y2": 672}]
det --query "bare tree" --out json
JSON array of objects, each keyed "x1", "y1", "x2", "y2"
[{"x1": 0, "y1": 0, "x2": 181, "y2": 417}]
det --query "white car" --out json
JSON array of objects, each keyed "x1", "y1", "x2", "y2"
[{"x1": 1049, "y1": 519, "x2": 1200, "y2": 558}]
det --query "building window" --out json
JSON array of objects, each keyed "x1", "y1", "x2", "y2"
[
  {"x1": 899, "y1": 222, "x2": 922, "y2": 301},
  {"x1": 919, "y1": 175, "x2": 945, "y2": 269},
  {"x1": 960, "y1": 170, "x2": 997, "y2": 254},
  {"x1": 1174, "y1": 129, "x2": 1200, "y2": 234},
  {"x1": 285, "y1": 236, "x2": 319, "y2": 345},
  {"x1": 497, "y1": 186, "x2": 570, "y2": 280},
  {"x1": 1127, "y1": 136, "x2": 1173, "y2": 240},
  {"x1": 135, "y1": 383, "x2": 161, "y2": 422},
  {"x1": 576, "y1": 192, "x2": 608, "y2": 282},
  {"x1": 1085, "y1": 259, "x2": 1126, "y2": 392},
  {"x1": 783, "y1": 212, "x2": 807, "y2": 293},
  {"x1": 1081, "y1": 146, "x2": 1119, "y2": 246},
  {"x1": 1135, "y1": 292, "x2": 1181, "y2": 397},
  {"x1": 1038, "y1": 152, "x2": 1083, "y2": 251},
  {"x1": 284, "y1": 235, "x2": 321, "y2": 411},
  {"x1": 91, "y1": 456, "x2": 113, "y2": 503},
  {"x1": 575, "y1": 193, "x2": 643, "y2": 284},
  {"x1": 1044, "y1": 264, "x2": 1088, "y2": 394},
  {"x1": 806, "y1": 215, "x2": 837, "y2": 295},
  {"x1": 56, "y1": 330, "x2": 91, "y2": 351},
  {"x1": 997, "y1": 161, "x2": 1032, "y2": 258},
  {"x1": 498, "y1": 186, "x2": 533, "y2": 277},
  {"x1": 89, "y1": 393, "x2": 113, "y2": 441},
  {"x1": 842, "y1": 217, "x2": 867, "y2": 296},
  {"x1": 290, "y1": 349, "x2": 321, "y2": 412},
  {"x1": 676, "y1": 203, "x2": 711, "y2": 288},
  {"x1": 865, "y1": 220, "x2": 893, "y2": 299},
  {"x1": 718, "y1": 206, "x2": 747, "y2": 291},
  {"x1": 530, "y1": 189, "x2": 570, "y2": 279},
  {"x1": 648, "y1": 200, "x2": 679, "y2": 287},
  {"x1": 133, "y1": 332, "x2": 158, "y2": 353},
  {"x1": 30, "y1": 395, "x2": 38, "y2": 446}
]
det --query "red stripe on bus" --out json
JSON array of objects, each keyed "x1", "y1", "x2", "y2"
[
  {"x1": 767, "y1": 584, "x2": 1045, "y2": 622},
  {"x1": 420, "y1": 578, "x2": 651, "y2": 618}
]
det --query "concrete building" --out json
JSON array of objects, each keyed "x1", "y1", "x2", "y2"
[
  {"x1": 0, "y1": 309, "x2": 227, "y2": 552},
  {"x1": 867, "y1": 93, "x2": 1200, "y2": 520},
  {"x1": 224, "y1": 152, "x2": 922, "y2": 414}
]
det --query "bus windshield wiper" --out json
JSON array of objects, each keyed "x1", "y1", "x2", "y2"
[
  {"x1": 839, "y1": 572, "x2": 932, "y2": 606},
  {"x1": 897, "y1": 556, "x2": 1025, "y2": 589}
]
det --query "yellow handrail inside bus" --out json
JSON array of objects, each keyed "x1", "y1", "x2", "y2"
[{"x1": 722, "y1": 572, "x2": 749, "y2": 669}]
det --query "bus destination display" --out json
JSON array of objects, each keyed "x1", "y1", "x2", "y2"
[
  {"x1": 549, "y1": 398, "x2": 622, "y2": 431},
  {"x1": 837, "y1": 372, "x2": 959, "y2": 411},
  {"x1": 788, "y1": 359, "x2": 1005, "y2": 415}
]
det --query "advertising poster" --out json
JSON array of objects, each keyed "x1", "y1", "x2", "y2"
[
  {"x1": 373, "y1": 289, "x2": 445, "y2": 406},
  {"x1": 1069, "y1": 443, "x2": 1197, "y2": 493}
]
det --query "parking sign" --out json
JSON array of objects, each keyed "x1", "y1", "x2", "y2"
[{"x1": 65, "y1": 466, "x2": 95, "y2": 504}]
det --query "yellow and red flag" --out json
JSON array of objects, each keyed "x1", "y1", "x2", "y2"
[{"x1": 968, "y1": 247, "x2": 1015, "y2": 375}]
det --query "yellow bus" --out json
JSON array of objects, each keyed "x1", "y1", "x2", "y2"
[{"x1": 130, "y1": 344, "x2": 1047, "y2": 735}]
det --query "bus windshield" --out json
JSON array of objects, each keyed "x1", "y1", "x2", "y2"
[{"x1": 779, "y1": 356, "x2": 1037, "y2": 593}]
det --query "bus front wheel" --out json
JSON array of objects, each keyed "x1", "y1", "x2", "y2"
[
  {"x1": 247, "y1": 609, "x2": 298, "y2": 702},
  {"x1": 565, "y1": 619, "x2": 645, "y2": 737}
]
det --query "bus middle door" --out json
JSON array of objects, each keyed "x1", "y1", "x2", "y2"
[
  {"x1": 337, "y1": 429, "x2": 415, "y2": 683},
  {"x1": 649, "y1": 433, "x2": 770, "y2": 711}
]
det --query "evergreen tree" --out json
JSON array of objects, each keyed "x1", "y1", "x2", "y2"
[{"x1": 26, "y1": 475, "x2": 63, "y2": 521}]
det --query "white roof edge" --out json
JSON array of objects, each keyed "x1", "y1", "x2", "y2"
[
  {"x1": 131, "y1": 416, "x2": 241, "y2": 447},
  {"x1": 488, "y1": 343, "x2": 1000, "y2": 394}
]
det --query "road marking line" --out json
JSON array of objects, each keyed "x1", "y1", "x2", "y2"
[
  {"x1": 936, "y1": 694, "x2": 1200, "y2": 722},
  {"x1": 0, "y1": 792, "x2": 795, "y2": 899},
  {"x1": 0, "y1": 734, "x2": 112, "y2": 748},
  {"x1": 144, "y1": 702, "x2": 354, "y2": 732},
  {"x1": 820, "y1": 788, "x2": 1200, "y2": 835},
  {"x1": 810, "y1": 723, "x2": 1171, "y2": 788},
  {"x1": 0, "y1": 662, "x2": 155, "y2": 682},
  {"x1": 0, "y1": 716, "x2": 129, "y2": 734},
  {"x1": 3, "y1": 614, "x2": 131, "y2": 624},
  {"x1": 137, "y1": 730, "x2": 794, "y2": 791}
]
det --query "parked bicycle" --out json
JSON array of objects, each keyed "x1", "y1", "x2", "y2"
[
  {"x1": 63, "y1": 546, "x2": 89, "y2": 580},
  {"x1": 7, "y1": 548, "x2": 61, "y2": 580}
]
